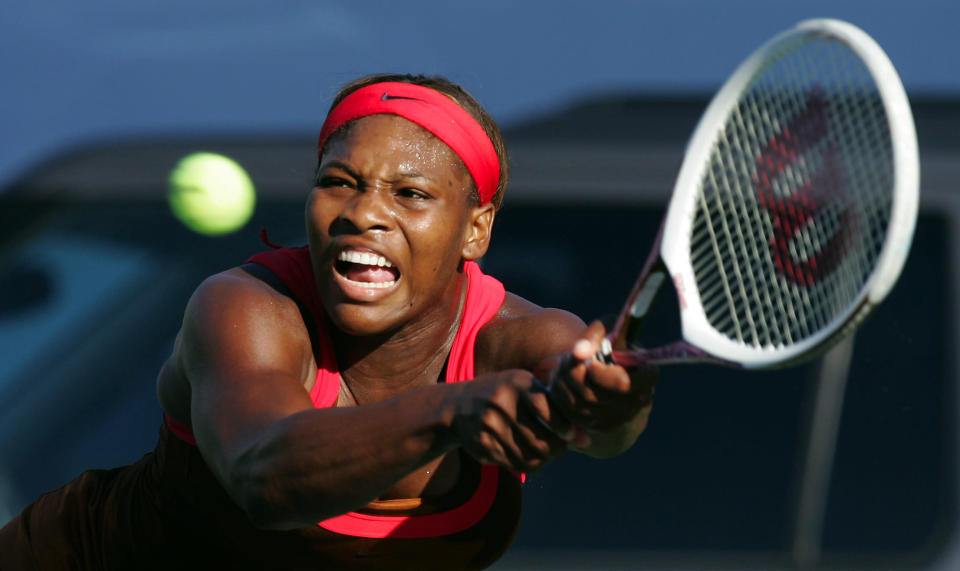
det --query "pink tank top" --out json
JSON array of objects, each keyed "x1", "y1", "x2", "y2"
[{"x1": 165, "y1": 246, "x2": 508, "y2": 539}]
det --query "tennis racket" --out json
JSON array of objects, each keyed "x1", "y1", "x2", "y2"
[{"x1": 599, "y1": 18, "x2": 918, "y2": 370}]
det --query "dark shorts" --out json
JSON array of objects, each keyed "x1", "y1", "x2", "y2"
[{"x1": 0, "y1": 465, "x2": 148, "y2": 570}]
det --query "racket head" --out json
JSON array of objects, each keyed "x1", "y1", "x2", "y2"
[{"x1": 652, "y1": 18, "x2": 919, "y2": 369}]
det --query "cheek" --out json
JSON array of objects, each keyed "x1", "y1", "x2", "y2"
[
  {"x1": 305, "y1": 191, "x2": 333, "y2": 235},
  {"x1": 406, "y1": 214, "x2": 469, "y2": 274}
]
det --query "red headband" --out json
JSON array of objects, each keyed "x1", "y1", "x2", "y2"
[{"x1": 317, "y1": 82, "x2": 500, "y2": 205}]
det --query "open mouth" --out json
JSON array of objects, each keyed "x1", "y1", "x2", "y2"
[{"x1": 334, "y1": 249, "x2": 400, "y2": 289}]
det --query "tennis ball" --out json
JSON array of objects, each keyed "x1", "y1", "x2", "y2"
[{"x1": 168, "y1": 152, "x2": 256, "y2": 236}]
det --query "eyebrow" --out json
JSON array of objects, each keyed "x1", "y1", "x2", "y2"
[{"x1": 317, "y1": 160, "x2": 360, "y2": 179}]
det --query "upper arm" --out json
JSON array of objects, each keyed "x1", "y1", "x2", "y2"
[
  {"x1": 476, "y1": 292, "x2": 587, "y2": 375},
  {"x1": 176, "y1": 270, "x2": 316, "y2": 483}
]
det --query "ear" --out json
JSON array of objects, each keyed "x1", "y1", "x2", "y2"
[{"x1": 461, "y1": 202, "x2": 496, "y2": 261}]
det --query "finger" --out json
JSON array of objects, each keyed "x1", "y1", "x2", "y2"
[
  {"x1": 487, "y1": 377, "x2": 562, "y2": 470},
  {"x1": 488, "y1": 408, "x2": 560, "y2": 472},
  {"x1": 571, "y1": 331, "x2": 600, "y2": 363},
  {"x1": 457, "y1": 379, "x2": 524, "y2": 467},
  {"x1": 584, "y1": 319, "x2": 607, "y2": 343},
  {"x1": 480, "y1": 407, "x2": 529, "y2": 469},
  {"x1": 584, "y1": 361, "x2": 632, "y2": 394},
  {"x1": 459, "y1": 423, "x2": 510, "y2": 467},
  {"x1": 571, "y1": 338, "x2": 596, "y2": 362},
  {"x1": 551, "y1": 352, "x2": 590, "y2": 388},
  {"x1": 522, "y1": 386, "x2": 574, "y2": 445},
  {"x1": 600, "y1": 364, "x2": 659, "y2": 402},
  {"x1": 568, "y1": 321, "x2": 605, "y2": 361},
  {"x1": 476, "y1": 430, "x2": 510, "y2": 466},
  {"x1": 512, "y1": 415, "x2": 565, "y2": 470},
  {"x1": 547, "y1": 370, "x2": 603, "y2": 427}
]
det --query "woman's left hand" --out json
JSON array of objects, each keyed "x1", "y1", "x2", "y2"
[{"x1": 539, "y1": 320, "x2": 659, "y2": 457}]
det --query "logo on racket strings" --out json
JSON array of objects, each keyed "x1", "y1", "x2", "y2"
[{"x1": 754, "y1": 89, "x2": 850, "y2": 286}]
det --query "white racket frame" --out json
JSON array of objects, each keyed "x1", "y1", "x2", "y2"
[{"x1": 659, "y1": 18, "x2": 919, "y2": 369}]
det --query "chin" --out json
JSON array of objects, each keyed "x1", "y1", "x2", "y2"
[{"x1": 325, "y1": 304, "x2": 403, "y2": 338}]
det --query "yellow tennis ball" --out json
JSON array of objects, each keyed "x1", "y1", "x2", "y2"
[{"x1": 168, "y1": 152, "x2": 256, "y2": 236}]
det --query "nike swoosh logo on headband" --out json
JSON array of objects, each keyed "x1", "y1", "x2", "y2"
[{"x1": 380, "y1": 92, "x2": 422, "y2": 102}]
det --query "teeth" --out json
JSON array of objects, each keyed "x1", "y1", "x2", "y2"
[
  {"x1": 337, "y1": 249, "x2": 397, "y2": 289},
  {"x1": 342, "y1": 277, "x2": 396, "y2": 289},
  {"x1": 338, "y1": 250, "x2": 393, "y2": 267}
]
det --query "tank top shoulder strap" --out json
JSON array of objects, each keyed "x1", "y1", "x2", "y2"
[
  {"x1": 247, "y1": 246, "x2": 324, "y2": 319},
  {"x1": 247, "y1": 246, "x2": 339, "y2": 407},
  {"x1": 445, "y1": 261, "x2": 506, "y2": 383}
]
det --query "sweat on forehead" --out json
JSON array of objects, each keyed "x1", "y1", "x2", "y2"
[
  {"x1": 321, "y1": 116, "x2": 471, "y2": 181},
  {"x1": 317, "y1": 82, "x2": 500, "y2": 205}
]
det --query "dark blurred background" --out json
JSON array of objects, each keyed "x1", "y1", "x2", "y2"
[{"x1": 1, "y1": 2, "x2": 958, "y2": 569}]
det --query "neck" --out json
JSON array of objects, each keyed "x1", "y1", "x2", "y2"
[{"x1": 331, "y1": 272, "x2": 468, "y2": 405}]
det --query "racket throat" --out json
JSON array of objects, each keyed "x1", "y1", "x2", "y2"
[
  {"x1": 614, "y1": 342, "x2": 741, "y2": 368},
  {"x1": 611, "y1": 258, "x2": 670, "y2": 350},
  {"x1": 629, "y1": 270, "x2": 666, "y2": 321}
]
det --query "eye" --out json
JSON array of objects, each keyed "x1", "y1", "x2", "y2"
[
  {"x1": 317, "y1": 175, "x2": 352, "y2": 189},
  {"x1": 396, "y1": 187, "x2": 431, "y2": 200}
]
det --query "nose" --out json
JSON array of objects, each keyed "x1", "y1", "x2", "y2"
[{"x1": 332, "y1": 188, "x2": 392, "y2": 235}]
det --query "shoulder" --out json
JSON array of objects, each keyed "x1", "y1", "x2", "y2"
[
  {"x1": 186, "y1": 266, "x2": 301, "y2": 323},
  {"x1": 178, "y1": 266, "x2": 313, "y2": 366},
  {"x1": 492, "y1": 292, "x2": 586, "y2": 337},
  {"x1": 475, "y1": 291, "x2": 586, "y2": 375},
  {"x1": 160, "y1": 264, "x2": 316, "y2": 418}
]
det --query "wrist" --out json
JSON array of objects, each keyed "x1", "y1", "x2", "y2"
[{"x1": 434, "y1": 382, "x2": 466, "y2": 451}]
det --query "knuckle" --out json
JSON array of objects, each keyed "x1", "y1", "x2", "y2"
[
  {"x1": 527, "y1": 391, "x2": 550, "y2": 412},
  {"x1": 509, "y1": 370, "x2": 532, "y2": 387},
  {"x1": 532, "y1": 440, "x2": 553, "y2": 460},
  {"x1": 478, "y1": 431, "x2": 497, "y2": 451},
  {"x1": 480, "y1": 408, "x2": 501, "y2": 429},
  {"x1": 491, "y1": 385, "x2": 516, "y2": 407}
]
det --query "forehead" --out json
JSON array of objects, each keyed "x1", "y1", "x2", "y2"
[{"x1": 322, "y1": 114, "x2": 467, "y2": 177}]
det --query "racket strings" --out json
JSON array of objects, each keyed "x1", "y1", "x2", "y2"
[{"x1": 690, "y1": 36, "x2": 893, "y2": 349}]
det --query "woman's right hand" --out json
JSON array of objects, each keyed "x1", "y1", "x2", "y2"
[{"x1": 449, "y1": 370, "x2": 572, "y2": 474}]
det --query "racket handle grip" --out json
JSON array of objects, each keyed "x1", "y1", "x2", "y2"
[{"x1": 595, "y1": 338, "x2": 616, "y2": 365}]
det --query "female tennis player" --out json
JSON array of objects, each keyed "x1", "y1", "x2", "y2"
[{"x1": 0, "y1": 73, "x2": 658, "y2": 570}]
